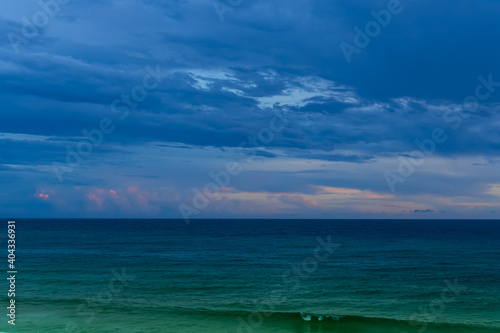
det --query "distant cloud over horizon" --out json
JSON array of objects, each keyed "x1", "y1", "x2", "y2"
[{"x1": 1, "y1": 0, "x2": 500, "y2": 219}]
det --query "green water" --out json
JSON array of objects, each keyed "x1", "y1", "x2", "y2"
[{"x1": 2, "y1": 219, "x2": 499, "y2": 332}]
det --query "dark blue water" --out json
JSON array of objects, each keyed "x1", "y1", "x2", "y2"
[{"x1": 3, "y1": 219, "x2": 500, "y2": 332}]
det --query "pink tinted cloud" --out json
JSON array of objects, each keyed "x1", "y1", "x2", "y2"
[
  {"x1": 87, "y1": 186, "x2": 160, "y2": 214},
  {"x1": 311, "y1": 185, "x2": 393, "y2": 200},
  {"x1": 364, "y1": 194, "x2": 393, "y2": 199},
  {"x1": 312, "y1": 185, "x2": 362, "y2": 195},
  {"x1": 278, "y1": 193, "x2": 319, "y2": 208},
  {"x1": 36, "y1": 189, "x2": 52, "y2": 199}
]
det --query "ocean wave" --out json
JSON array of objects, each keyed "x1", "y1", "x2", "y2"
[
  {"x1": 15, "y1": 300, "x2": 499, "y2": 332},
  {"x1": 165, "y1": 308, "x2": 499, "y2": 332}
]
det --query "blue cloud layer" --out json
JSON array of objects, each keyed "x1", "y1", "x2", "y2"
[{"x1": 1, "y1": 0, "x2": 500, "y2": 218}]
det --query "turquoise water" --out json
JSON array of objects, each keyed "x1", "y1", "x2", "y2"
[{"x1": 2, "y1": 219, "x2": 499, "y2": 332}]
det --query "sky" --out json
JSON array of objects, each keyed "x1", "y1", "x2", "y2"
[{"x1": 1, "y1": 0, "x2": 500, "y2": 219}]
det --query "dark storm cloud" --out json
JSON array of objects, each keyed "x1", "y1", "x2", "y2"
[{"x1": 1, "y1": 0, "x2": 500, "y2": 217}]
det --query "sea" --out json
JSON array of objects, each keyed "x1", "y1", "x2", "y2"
[{"x1": 2, "y1": 219, "x2": 499, "y2": 333}]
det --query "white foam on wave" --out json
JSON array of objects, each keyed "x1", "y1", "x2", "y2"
[{"x1": 300, "y1": 312, "x2": 344, "y2": 322}]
